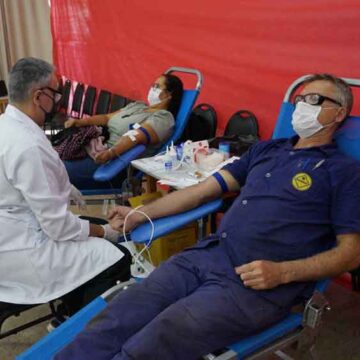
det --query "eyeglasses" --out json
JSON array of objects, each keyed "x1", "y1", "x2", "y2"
[
  {"x1": 294, "y1": 93, "x2": 342, "y2": 107},
  {"x1": 151, "y1": 83, "x2": 165, "y2": 91},
  {"x1": 40, "y1": 86, "x2": 62, "y2": 103}
]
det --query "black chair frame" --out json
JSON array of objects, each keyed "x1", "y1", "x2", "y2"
[
  {"x1": 71, "y1": 83, "x2": 85, "y2": 118},
  {"x1": 95, "y1": 90, "x2": 111, "y2": 115},
  {"x1": 0, "y1": 301, "x2": 63, "y2": 339},
  {"x1": 82, "y1": 85, "x2": 97, "y2": 117}
]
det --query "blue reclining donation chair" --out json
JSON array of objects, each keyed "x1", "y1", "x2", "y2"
[
  {"x1": 81, "y1": 67, "x2": 203, "y2": 196},
  {"x1": 17, "y1": 75, "x2": 360, "y2": 360},
  {"x1": 15, "y1": 198, "x2": 329, "y2": 360}
]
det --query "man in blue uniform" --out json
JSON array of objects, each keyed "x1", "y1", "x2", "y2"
[{"x1": 56, "y1": 74, "x2": 360, "y2": 360}]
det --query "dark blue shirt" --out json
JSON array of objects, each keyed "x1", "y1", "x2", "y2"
[{"x1": 214, "y1": 137, "x2": 360, "y2": 304}]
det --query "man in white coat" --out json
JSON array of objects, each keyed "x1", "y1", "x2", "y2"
[{"x1": 0, "y1": 57, "x2": 131, "y2": 320}]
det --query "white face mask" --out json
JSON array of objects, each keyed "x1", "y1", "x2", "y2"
[
  {"x1": 147, "y1": 87, "x2": 162, "y2": 106},
  {"x1": 291, "y1": 102, "x2": 326, "y2": 138}
]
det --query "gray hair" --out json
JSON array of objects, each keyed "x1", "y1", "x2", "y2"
[
  {"x1": 303, "y1": 73, "x2": 353, "y2": 116},
  {"x1": 8, "y1": 57, "x2": 54, "y2": 103}
]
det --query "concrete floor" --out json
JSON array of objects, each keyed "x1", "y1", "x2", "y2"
[{"x1": 1, "y1": 281, "x2": 360, "y2": 359}]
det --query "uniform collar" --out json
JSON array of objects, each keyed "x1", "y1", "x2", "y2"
[{"x1": 284, "y1": 135, "x2": 338, "y2": 156}]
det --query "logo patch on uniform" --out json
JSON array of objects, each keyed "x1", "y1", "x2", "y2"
[{"x1": 292, "y1": 172, "x2": 312, "y2": 191}]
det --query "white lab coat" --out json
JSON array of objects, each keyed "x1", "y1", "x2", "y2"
[{"x1": 0, "y1": 105, "x2": 123, "y2": 304}]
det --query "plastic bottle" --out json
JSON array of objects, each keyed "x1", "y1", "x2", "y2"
[
  {"x1": 219, "y1": 142, "x2": 230, "y2": 160},
  {"x1": 164, "y1": 146, "x2": 173, "y2": 171},
  {"x1": 176, "y1": 143, "x2": 184, "y2": 161},
  {"x1": 169, "y1": 142, "x2": 178, "y2": 166}
]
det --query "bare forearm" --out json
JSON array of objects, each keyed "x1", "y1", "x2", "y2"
[
  {"x1": 280, "y1": 236, "x2": 360, "y2": 284},
  {"x1": 237, "y1": 234, "x2": 360, "y2": 290},
  {"x1": 137, "y1": 177, "x2": 222, "y2": 225},
  {"x1": 111, "y1": 136, "x2": 137, "y2": 156},
  {"x1": 75, "y1": 114, "x2": 109, "y2": 127}
]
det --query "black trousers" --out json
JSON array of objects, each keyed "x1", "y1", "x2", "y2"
[{"x1": 60, "y1": 216, "x2": 132, "y2": 316}]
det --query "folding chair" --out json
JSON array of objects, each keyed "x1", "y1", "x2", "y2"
[
  {"x1": 81, "y1": 85, "x2": 97, "y2": 117},
  {"x1": 109, "y1": 94, "x2": 129, "y2": 112},
  {"x1": 57, "y1": 79, "x2": 71, "y2": 115},
  {"x1": 49, "y1": 79, "x2": 71, "y2": 134},
  {"x1": 70, "y1": 83, "x2": 85, "y2": 118},
  {"x1": 224, "y1": 110, "x2": 259, "y2": 138},
  {"x1": 180, "y1": 103, "x2": 217, "y2": 142},
  {"x1": 95, "y1": 89, "x2": 111, "y2": 115}
]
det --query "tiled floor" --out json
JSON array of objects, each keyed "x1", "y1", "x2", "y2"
[{"x1": 1, "y1": 281, "x2": 360, "y2": 359}]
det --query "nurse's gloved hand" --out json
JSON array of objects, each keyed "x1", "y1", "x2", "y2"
[
  {"x1": 235, "y1": 260, "x2": 285, "y2": 290},
  {"x1": 101, "y1": 223, "x2": 121, "y2": 243},
  {"x1": 69, "y1": 185, "x2": 87, "y2": 211}
]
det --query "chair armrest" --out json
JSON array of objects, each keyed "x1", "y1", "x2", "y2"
[
  {"x1": 93, "y1": 145, "x2": 146, "y2": 182},
  {"x1": 130, "y1": 199, "x2": 223, "y2": 243},
  {"x1": 16, "y1": 297, "x2": 108, "y2": 360}
]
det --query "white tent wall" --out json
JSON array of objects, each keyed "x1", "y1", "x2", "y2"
[{"x1": 0, "y1": 0, "x2": 52, "y2": 84}]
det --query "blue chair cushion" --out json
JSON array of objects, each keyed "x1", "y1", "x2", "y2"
[
  {"x1": 93, "y1": 145, "x2": 146, "y2": 182},
  {"x1": 16, "y1": 297, "x2": 108, "y2": 360},
  {"x1": 272, "y1": 102, "x2": 296, "y2": 139},
  {"x1": 334, "y1": 116, "x2": 360, "y2": 161},
  {"x1": 228, "y1": 313, "x2": 302, "y2": 358},
  {"x1": 131, "y1": 199, "x2": 223, "y2": 243}
]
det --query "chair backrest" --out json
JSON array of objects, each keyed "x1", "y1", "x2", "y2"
[
  {"x1": 180, "y1": 103, "x2": 217, "y2": 142},
  {"x1": 224, "y1": 110, "x2": 259, "y2": 137},
  {"x1": 272, "y1": 101, "x2": 360, "y2": 162},
  {"x1": 71, "y1": 83, "x2": 85, "y2": 117},
  {"x1": 158, "y1": 89, "x2": 199, "y2": 153},
  {"x1": 82, "y1": 86, "x2": 97, "y2": 117},
  {"x1": 58, "y1": 79, "x2": 71, "y2": 113},
  {"x1": 95, "y1": 90, "x2": 111, "y2": 115},
  {"x1": 110, "y1": 94, "x2": 128, "y2": 113},
  {"x1": 0, "y1": 80, "x2": 8, "y2": 97}
]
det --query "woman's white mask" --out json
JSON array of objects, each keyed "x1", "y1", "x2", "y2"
[
  {"x1": 147, "y1": 87, "x2": 162, "y2": 106},
  {"x1": 291, "y1": 102, "x2": 325, "y2": 138}
]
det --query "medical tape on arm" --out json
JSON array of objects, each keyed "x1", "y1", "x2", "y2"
[
  {"x1": 123, "y1": 122, "x2": 142, "y2": 142},
  {"x1": 123, "y1": 129, "x2": 139, "y2": 142}
]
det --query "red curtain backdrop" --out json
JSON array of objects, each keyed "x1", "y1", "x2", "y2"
[{"x1": 51, "y1": 0, "x2": 360, "y2": 139}]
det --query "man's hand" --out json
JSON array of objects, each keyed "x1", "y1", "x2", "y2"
[
  {"x1": 95, "y1": 150, "x2": 112, "y2": 164},
  {"x1": 235, "y1": 260, "x2": 285, "y2": 290},
  {"x1": 64, "y1": 118, "x2": 77, "y2": 128},
  {"x1": 108, "y1": 206, "x2": 144, "y2": 232}
]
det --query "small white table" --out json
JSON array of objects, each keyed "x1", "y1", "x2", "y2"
[{"x1": 131, "y1": 155, "x2": 239, "y2": 190}]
